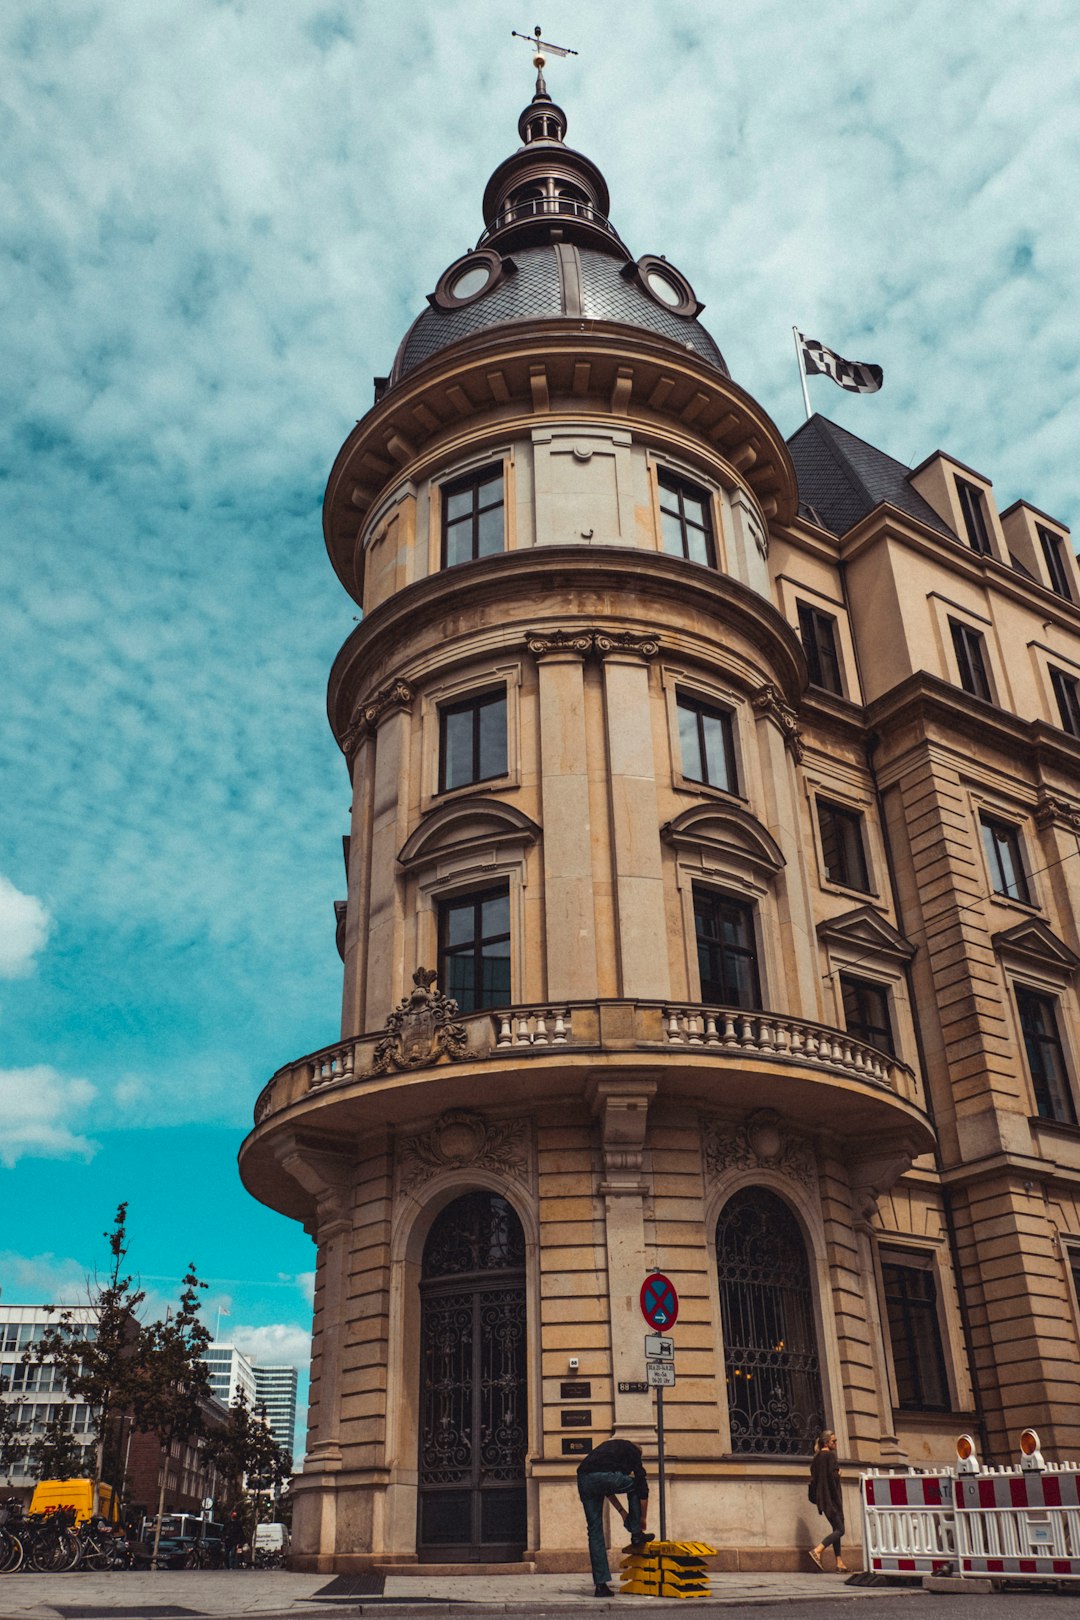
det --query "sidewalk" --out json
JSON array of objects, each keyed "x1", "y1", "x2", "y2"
[{"x1": 0, "y1": 1568, "x2": 907, "y2": 1619}]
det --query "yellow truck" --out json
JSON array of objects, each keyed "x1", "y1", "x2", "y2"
[{"x1": 28, "y1": 1480, "x2": 119, "y2": 1525}]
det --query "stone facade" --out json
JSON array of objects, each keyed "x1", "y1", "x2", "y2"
[{"x1": 238, "y1": 75, "x2": 1080, "y2": 1572}]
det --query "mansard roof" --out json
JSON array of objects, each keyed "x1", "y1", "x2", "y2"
[{"x1": 787, "y1": 414, "x2": 953, "y2": 539}]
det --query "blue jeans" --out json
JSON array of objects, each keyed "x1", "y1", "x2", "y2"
[{"x1": 577, "y1": 1470, "x2": 644, "y2": 1586}]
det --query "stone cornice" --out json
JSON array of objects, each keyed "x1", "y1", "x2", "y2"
[
  {"x1": 327, "y1": 547, "x2": 806, "y2": 749},
  {"x1": 323, "y1": 323, "x2": 798, "y2": 602},
  {"x1": 865, "y1": 670, "x2": 1080, "y2": 777}
]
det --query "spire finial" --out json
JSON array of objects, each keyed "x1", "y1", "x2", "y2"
[{"x1": 511, "y1": 22, "x2": 578, "y2": 100}]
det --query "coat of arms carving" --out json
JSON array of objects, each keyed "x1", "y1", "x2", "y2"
[
  {"x1": 371, "y1": 967, "x2": 468, "y2": 1075},
  {"x1": 703, "y1": 1108, "x2": 814, "y2": 1187}
]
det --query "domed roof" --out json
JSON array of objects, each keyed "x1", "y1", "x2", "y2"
[
  {"x1": 392, "y1": 243, "x2": 729, "y2": 381},
  {"x1": 386, "y1": 73, "x2": 729, "y2": 385}
]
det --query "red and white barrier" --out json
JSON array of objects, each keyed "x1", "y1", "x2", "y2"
[
  {"x1": 954, "y1": 1468, "x2": 1080, "y2": 1581},
  {"x1": 861, "y1": 1471, "x2": 956, "y2": 1575},
  {"x1": 860, "y1": 1433, "x2": 1080, "y2": 1585}
]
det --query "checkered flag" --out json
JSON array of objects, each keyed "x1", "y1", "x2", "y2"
[{"x1": 798, "y1": 332, "x2": 883, "y2": 394}]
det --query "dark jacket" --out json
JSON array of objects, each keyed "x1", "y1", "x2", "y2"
[
  {"x1": 577, "y1": 1438, "x2": 649, "y2": 1498},
  {"x1": 809, "y1": 1447, "x2": 843, "y2": 1518}
]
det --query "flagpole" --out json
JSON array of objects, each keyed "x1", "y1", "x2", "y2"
[{"x1": 793, "y1": 326, "x2": 812, "y2": 421}]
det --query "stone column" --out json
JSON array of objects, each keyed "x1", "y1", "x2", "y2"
[
  {"x1": 587, "y1": 1073, "x2": 658, "y2": 1445},
  {"x1": 360, "y1": 681, "x2": 414, "y2": 1029},
  {"x1": 598, "y1": 633, "x2": 670, "y2": 1000},
  {"x1": 275, "y1": 1136, "x2": 357, "y2": 1563},
  {"x1": 529, "y1": 630, "x2": 599, "y2": 1000}
]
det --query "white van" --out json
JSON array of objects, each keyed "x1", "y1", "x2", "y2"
[{"x1": 254, "y1": 1522, "x2": 289, "y2": 1554}]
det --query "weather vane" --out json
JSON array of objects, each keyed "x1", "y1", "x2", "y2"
[{"x1": 511, "y1": 23, "x2": 578, "y2": 95}]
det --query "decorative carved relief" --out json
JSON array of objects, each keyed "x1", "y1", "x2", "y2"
[
  {"x1": 752, "y1": 683, "x2": 803, "y2": 761},
  {"x1": 397, "y1": 1108, "x2": 530, "y2": 1191},
  {"x1": 342, "y1": 677, "x2": 415, "y2": 759},
  {"x1": 526, "y1": 626, "x2": 660, "y2": 662},
  {"x1": 371, "y1": 967, "x2": 468, "y2": 1075},
  {"x1": 525, "y1": 627, "x2": 594, "y2": 660},
  {"x1": 703, "y1": 1109, "x2": 815, "y2": 1188},
  {"x1": 1035, "y1": 794, "x2": 1080, "y2": 835}
]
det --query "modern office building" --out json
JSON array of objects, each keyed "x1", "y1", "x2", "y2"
[
  {"x1": 202, "y1": 1342, "x2": 257, "y2": 1412},
  {"x1": 253, "y1": 1364, "x2": 299, "y2": 1461},
  {"x1": 239, "y1": 58, "x2": 1080, "y2": 1572},
  {"x1": 0, "y1": 1304, "x2": 96, "y2": 1488}
]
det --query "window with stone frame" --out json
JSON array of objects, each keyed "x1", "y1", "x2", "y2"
[
  {"x1": 657, "y1": 470, "x2": 716, "y2": 567},
  {"x1": 949, "y1": 619, "x2": 993, "y2": 701},
  {"x1": 817, "y1": 799, "x2": 871, "y2": 892},
  {"x1": 797, "y1": 602, "x2": 843, "y2": 694},
  {"x1": 692, "y1": 886, "x2": 761, "y2": 1010},
  {"x1": 437, "y1": 885, "x2": 511, "y2": 1014},
  {"x1": 955, "y1": 477, "x2": 993, "y2": 555},
  {"x1": 676, "y1": 693, "x2": 737, "y2": 793},
  {"x1": 438, "y1": 689, "x2": 508, "y2": 793},
  {"x1": 880, "y1": 1251, "x2": 950, "y2": 1411},
  {"x1": 1050, "y1": 666, "x2": 1080, "y2": 737},
  {"x1": 1038, "y1": 525, "x2": 1074, "y2": 601},
  {"x1": 1015, "y1": 985, "x2": 1077, "y2": 1125},
  {"x1": 839, "y1": 972, "x2": 895, "y2": 1056},
  {"x1": 979, "y1": 813, "x2": 1030, "y2": 904},
  {"x1": 441, "y1": 465, "x2": 505, "y2": 568}
]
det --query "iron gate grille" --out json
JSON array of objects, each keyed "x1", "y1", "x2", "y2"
[
  {"x1": 716, "y1": 1187, "x2": 824, "y2": 1456},
  {"x1": 418, "y1": 1193, "x2": 527, "y2": 1558}
]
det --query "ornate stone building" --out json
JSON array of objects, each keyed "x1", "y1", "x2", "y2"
[{"x1": 239, "y1": 65, "x2": 1080, "y2": 1572}]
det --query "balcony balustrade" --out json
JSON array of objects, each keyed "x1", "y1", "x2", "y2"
[{"x1": 253, "y1": 999, "x2": 920, "y2": 1126}]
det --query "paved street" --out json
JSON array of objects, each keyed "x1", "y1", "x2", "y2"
[{"x1": 0, "y1": 1569, "x2": 1074, "y2": 1619}]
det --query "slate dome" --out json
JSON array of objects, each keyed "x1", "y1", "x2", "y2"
[{"x1": 387, "y1": 73, "x2": 729, "y2": 385}]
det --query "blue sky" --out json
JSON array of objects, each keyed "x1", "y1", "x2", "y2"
[{"x1": 2, "y1": 0, "x2": 1078, "y2": 1461}]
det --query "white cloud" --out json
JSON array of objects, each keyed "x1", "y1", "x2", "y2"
[
  {"x1": 0, "y1": 1067, "x2": 98, "y2": 1167},
  {"x1": 232, "y1": 1321, "x2": 311, "y2": 1370},
  {"x1": 0, "y1": 875, "x2": 51, "y2": 979},
  {"x1": 0, "y1": 1248, "x2": 93, "y2": 1305},
  {"x1": 278, "y1": 1270, "x2": 316, "y2": 1306}
]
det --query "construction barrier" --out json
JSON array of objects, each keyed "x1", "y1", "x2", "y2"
[
  {"x1": 861, "y1": 1470, "x2": 956, "y2": 1575},
  {"x1": 954, "y1": 1467, "x2": 1080, "y2": 1582},
  {"x1": 620, "y1": 1539, "x2": 716, "y2": 1599},
  {"x1": 861, "y1": 1433, "x2": 1080, "y2": 1584}
]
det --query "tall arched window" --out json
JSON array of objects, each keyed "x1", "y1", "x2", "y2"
[
  {"x1": 716, "y1": 1188, "x2": 825, "y2": 1455},
  {"x1": 417, "y1": 1192, "x2": 527, "y2": 1560}
]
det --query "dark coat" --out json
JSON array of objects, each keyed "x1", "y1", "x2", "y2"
[{"x1": 809, "y1": 1447, "x2": 843, "y2": 1519}]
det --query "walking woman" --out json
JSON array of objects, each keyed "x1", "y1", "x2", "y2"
[{"x1": 807, "y1": 1429, "x2": 849, "y2": 1572}]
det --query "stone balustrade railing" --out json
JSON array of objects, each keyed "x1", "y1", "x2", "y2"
[
  {"x1": 661, "y1": 1004, "x2": 906, "y2": 1091},
  {"x1": 494, "y1": 1007, "x2": 572, "y2": 1046},
  {"x1": 253, "y1": 998, "x2": 918, "y2": 1125}
]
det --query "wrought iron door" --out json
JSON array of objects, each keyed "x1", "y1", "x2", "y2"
[
  {"x1": 716, "y1": 1187, "x2": 824, "y2": 1455},
  {"x1": 418, "y1": 1192, "x2": 527, "y2": 1559}
]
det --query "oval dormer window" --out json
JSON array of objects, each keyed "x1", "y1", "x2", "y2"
[
  {"x1": 430, "y1": 249, "x2": 510, "y2": 311},
  {"x1": 633, "y1": 255, "x2": 702, "y2": 317}
]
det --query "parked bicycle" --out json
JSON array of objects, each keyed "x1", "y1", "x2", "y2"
[{"x1": 74, "y1": 1517, "x2": 133, "y2": 1572}]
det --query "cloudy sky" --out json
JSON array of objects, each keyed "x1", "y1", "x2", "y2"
[{"x1": 2, "y1": 0, "x2": 1077, "y2": 1460}]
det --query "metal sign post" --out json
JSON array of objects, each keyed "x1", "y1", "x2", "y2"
[{"x1": 656, "y1": 1384, "x2": 667, "y2": 1542}]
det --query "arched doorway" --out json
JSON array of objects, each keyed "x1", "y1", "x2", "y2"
[
  {"x1": 417, "y1": 1191, "x2": 527, "y2": 1560},
  {"x1": 716, "y1": 1187, "x2": 825, "y2": 1455}
]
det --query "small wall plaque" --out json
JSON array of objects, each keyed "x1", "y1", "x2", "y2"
[
  {"x1": 560, "y1": 1380, "x2": 591, "y2": 1400},
  {"x1": 562, "y1": 1437, "x2": 591, "y2": 1455},
  {"x1": 561, "y1": 1408, "x2": 592, "y2": 1427},
  {"x1": 618, "y1": 1380, "x2": 649, "y2": 1394}
]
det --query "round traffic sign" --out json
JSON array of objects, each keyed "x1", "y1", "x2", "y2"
[{"x1": 640, "y1": 1272, "x2": 679, "y2": 1330}]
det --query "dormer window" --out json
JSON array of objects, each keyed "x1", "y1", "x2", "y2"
[
  {"x1": 956, "y1": 477, "x2": 992, "y2": 555},
  {"x1": 1038, "y1": 525, "x2": 1074, "y2": 601}
]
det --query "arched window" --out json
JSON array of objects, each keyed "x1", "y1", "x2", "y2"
[
  {"x1": 716, "y1": 1188, "x2": 825, "y2": 1455},
  {"x1": 418, "y1": 1193, "x2": 527, "y2": 1559}
]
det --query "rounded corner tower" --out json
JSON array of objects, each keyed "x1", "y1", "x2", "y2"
[{"x1": 240, "y1": 57, "x2": 935, "y2": 1574}]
